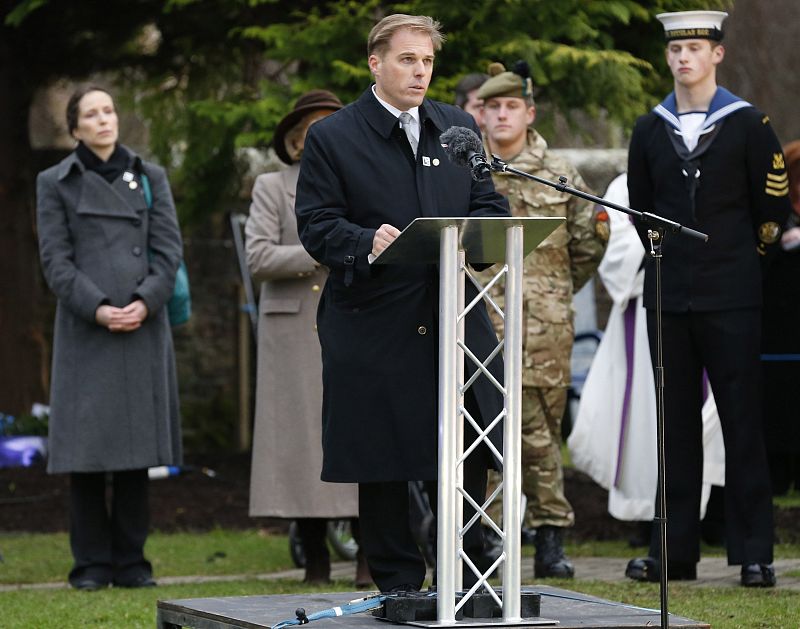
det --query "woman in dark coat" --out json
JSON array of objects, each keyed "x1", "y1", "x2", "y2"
[{"x1": 36, "y1": 86, "x2": 183, "y2": 590}]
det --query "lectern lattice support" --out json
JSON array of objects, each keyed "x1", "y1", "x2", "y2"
[{"x1": 374, "y1": 217, "x2": 563, "y2": 626}]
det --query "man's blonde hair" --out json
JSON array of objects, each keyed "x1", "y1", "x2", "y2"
[{"x1": 367, "y1": 14, "x2": 445, "y2": 58}]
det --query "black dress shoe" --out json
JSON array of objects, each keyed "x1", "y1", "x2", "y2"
[
  {"x1": 113, "y1": 574, "x2": 156, "y2": 588},
  {"x1": 70, "y1": 576, "x2": 109, "y2": 591},
  {"x1": 625, "y1": 556, "x2": 658, "y2": 582},
  {"x1": 741, "y1": 563, "x2": 776, "y2": 587},
  {"x1": 625, "y1": 557, "x2": 696, "y2": 582},
  {"x1": 69, "y1": 566, "x2": 111, "y2": 591}
]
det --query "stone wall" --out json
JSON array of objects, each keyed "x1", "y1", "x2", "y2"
[{"x1": 551, "y1": 148, "x2": 627, "y2": 194}]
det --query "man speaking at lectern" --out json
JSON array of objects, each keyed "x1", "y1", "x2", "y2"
[{"x1": 295, "y1": 14, "x2": 509, "y2": 593}]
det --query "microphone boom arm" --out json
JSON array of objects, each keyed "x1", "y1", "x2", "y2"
[{"x1": 489, "y1": 155, "x2": 708, "y2": 242}]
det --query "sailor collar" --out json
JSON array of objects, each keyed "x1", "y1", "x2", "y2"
[{"x1": 653, "y1": 86, "x2": 752, "y2": 132}]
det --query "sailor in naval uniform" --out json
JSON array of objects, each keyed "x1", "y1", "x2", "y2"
[{"x1": 625, "y1": 10, "x2": 791, "y2": 588}]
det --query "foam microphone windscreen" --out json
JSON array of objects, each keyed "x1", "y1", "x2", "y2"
[{"x1": 439, "y1": 126, "x2": 485, "y2": 168}]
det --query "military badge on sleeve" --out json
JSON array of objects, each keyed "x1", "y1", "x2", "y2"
[
  {"x1": 594, "y1": 208, "x2": 610, "y2": 241},
  {"x1": 758, "y1": 221, "x2": 781, "y2": 245},
  {"x1": 765, "y1": 171, "x2": 789, "y2": 197}
]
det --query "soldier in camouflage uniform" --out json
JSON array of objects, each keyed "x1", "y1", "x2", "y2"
[{"x1": 477, "y1": 62, "x2": 609, "y2": 578}]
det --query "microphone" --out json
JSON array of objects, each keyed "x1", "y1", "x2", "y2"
[{"x1": 439, "y1": 126, "x2": 492, "y2": 181}]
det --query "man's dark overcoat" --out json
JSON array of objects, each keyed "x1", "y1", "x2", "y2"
[
  {"x1": 37, "y1": 146, "x2": 183, "y2": 474},
  {"x1": 296, "y1": 88, "x2": 510, "y2": 483}
]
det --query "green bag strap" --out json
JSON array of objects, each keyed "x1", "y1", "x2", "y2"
[{"x1": 141, "y1": 171, "x2": 153, "y2": 209}]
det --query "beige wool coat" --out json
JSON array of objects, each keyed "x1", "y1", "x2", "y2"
[{"x1": 245, "y1": 164, "x2": 358, "y2": 518}]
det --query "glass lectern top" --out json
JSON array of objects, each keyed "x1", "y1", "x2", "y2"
[{"x1": 372, "y1": 216, "x2": 565, "y2": 265}]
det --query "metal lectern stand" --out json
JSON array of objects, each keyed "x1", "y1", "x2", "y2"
[{"x1": 374, "y1": 216, "x2": 564, "y2": 626}]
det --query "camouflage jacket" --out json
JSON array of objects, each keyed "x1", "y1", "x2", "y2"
[{"x1": 483, "y1": 129, "x2": 609, "y2": 387}]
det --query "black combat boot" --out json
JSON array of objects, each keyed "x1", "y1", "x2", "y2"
[{"x1": 533, "y1": 526, "x2": 574, "y2": 578}]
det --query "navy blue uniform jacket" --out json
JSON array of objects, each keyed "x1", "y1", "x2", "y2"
[
  {"x1": 296, "y1": 87, "x2": 510, "y2": 482},
  {"x1": 629, "y1": 102, "x2": 790, "y2": 312}
]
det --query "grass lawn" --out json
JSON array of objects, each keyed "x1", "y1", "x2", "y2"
[
  {"x1": 0, "y1": 529, "x2": 295, "y2": 585},
  {"x1": 0, "y1": 579, "x2": 344, "y2": 629},
  {"x1": 1, "y1": 530, "x2": 799, "y2": 628},
  {"x1": 1, "y1": 575, "x2": 797, "y2": 628}
]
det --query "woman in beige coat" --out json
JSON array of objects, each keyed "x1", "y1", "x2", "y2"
[{"x1": 246, "y1": 90, "x2": 364, "y2": 585}]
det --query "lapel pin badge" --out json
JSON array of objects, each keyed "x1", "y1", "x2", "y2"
[
  {"x1": 122, "y1": 171, "x2": 134, "y2": 182},
  {"x1": 422, "y1": 156, "x2": 431, "y2": 167}
]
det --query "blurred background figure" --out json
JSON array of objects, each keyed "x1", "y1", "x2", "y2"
[
  {"x1": 454, "y1": 72, "x2": 489, "y2": 129},
  {"x1": 245, "y1": 90, "x2": 366, "y2": 586},
  {"x1": 36, "y1": 86, "x2": 184, "y2": 590},
  {"x1": 761, "y1": 140, "x2": 800, "y2": 495}
]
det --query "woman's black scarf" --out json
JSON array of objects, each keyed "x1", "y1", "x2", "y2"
[{"x1": 75, "y1": 141, "x2": 129, "y2": 183}]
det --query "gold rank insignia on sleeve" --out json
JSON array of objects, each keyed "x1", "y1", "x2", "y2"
[
  {"x1": 758, "y1": 221, "x2": 781, "y2": 244},
  {"x1": 773, "y1": 153, "x2": 786, "y2": 169},
  {"x1": 762, "y1": 115, "x2": 770, "y2": 125},
  {"x1": 765, "y1": 171, "x2": 789, "y2": 197}
]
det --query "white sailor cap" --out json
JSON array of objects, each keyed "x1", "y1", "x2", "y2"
[{"x1": 656, "y1": 10, "x2": 728, "y2": 42}]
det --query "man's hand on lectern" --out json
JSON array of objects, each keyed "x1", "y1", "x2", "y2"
[{"x1": 372, "y1": 223, "x2": 401, "y2": 257}]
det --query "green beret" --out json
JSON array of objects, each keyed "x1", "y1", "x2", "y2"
[{"x1": 477, "y1": 61, "x2": 533, "y2": 101}]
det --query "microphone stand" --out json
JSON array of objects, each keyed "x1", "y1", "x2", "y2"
[{"x1": 488, "y1": 155, "x2": 708, "y2": 629}]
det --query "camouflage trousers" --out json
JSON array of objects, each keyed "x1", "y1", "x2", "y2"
[{"x1": 486, "y1": 386, "x2": 574, "y2": 529}]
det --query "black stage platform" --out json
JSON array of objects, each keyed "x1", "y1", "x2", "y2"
[{"x1": 157, "y1": 586, "x2": 710, "y2": 628}]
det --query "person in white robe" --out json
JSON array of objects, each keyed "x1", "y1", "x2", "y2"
[{"x1": 568, "y1": 173, "x2": 725, "y2": 522}]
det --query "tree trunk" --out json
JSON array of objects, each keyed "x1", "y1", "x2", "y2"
[
  {"x1": 0, "y1": 34, "x2": 50, "y2": 416},
  {"x1": 718, "y1": 0, "x2": 800, "y2": 145}
]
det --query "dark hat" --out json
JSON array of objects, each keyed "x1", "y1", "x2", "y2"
[
  {"x1": 273, "y1": 89, "x2": 343, "y2": 164},
  {"x1": 656, "y1": 11, "x2": 728, "y2": 42},
  {"x1": 476, "y1": 61, "x2": 533, "y2": 102}
]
